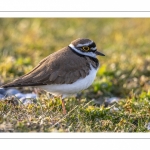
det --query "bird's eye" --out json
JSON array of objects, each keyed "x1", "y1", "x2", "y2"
[{"x1": 82, "y1": 46, "x2": 90, "y2": 51}]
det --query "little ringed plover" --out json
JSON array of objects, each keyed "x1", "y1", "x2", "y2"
[{"x1": 1, "y1": 38, "x2": 105, "y2": 114}]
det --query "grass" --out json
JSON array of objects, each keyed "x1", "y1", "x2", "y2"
[{"x1": 0, "y1": 18, "x2": 150, "y2": 132}]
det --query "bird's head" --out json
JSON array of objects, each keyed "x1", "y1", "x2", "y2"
[{"x1": 69, "y1": 38, "x2": 105, "y2": 58}]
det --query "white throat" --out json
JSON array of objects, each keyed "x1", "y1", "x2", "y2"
[{"x1": 69, "y1": 44, "x2": 97, "y2": 58}]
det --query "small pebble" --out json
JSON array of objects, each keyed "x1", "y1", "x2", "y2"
[
  {"x1": 147, "y1": 122, "x2": 150, "y2": 130},
  {"x1": 19, "y1": 93, "x2": 37, "y2": 104},
  {"x1": 15, "y1": 93, "x2": 25, "y2": 99},
  {"x1": 19, "y1": 97, "x2": 27, "y2": 103},
  {"x1": 20, "y1": 98, "x2": 33, "y2": 105},
  {"x1": 25, "y1": 93, "x2": 37, "y2": 98},
  {"x1": 105, "y1": 97, "x2": 120, "y2": 106},
  {"x1": 110, "y1": 106, "x2": 119, "y2": 112},
  {"x1": 0, "y1": 88, "x2": 6, "y2": 95},
  {"x1": 6, "y1": 89, "x2": 20, "y2": 96},
  {"x1": 0, "y1": 94, "x2": 5, "y2": 99},
  {"x1": 0, "y1": 87, "x2": 37, "y2": 105}
]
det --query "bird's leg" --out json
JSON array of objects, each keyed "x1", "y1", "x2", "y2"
[
  {"x1": 33, "y1": 87, "x2": 41, "y2": 95},
  {"x1": 60, "y1": 97, "x2": 66, "y2": 115}
]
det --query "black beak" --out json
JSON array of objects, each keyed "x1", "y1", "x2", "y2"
[{"x1": 95, "y1": 50, "x2": 105, "y2": 56}]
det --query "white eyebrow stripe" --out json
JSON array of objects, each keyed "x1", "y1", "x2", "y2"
[{"x1": 76, "y1": 41, "x2": 94, "y2": 47}]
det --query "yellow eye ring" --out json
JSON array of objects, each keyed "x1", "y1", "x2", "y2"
[{"x1": 82, "y1": 46, "x2": 90, "y2": 51}]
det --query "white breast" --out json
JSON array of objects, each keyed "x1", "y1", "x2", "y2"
[{"x1": 39, "y1": 64, "x2": 98, "y2": 98}]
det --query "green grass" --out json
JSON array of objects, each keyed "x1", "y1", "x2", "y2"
[{"x1": 0, "y1": 18, "x2": 150, "y2": 132}]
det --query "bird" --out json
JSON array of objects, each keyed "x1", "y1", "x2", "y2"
[{"x1": 1, "y1": 38, "x2": 105, "y2": 114}]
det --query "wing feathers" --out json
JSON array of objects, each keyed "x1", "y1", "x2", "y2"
[{"x1": 2, "y1": 47, "x2": 99, "y2": 88}]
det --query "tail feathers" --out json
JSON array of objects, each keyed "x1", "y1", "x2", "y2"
[
  {"x1": 1, "y1": 79, "x2": 45, "y2": 88},
  {"x1": 1, "y1": 79, "x2": 32, "y2": 88},
  {"x1": 1, "y1": 81, "x2": 25, "y2": 88}
]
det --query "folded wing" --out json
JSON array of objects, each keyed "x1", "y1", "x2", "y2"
[{"x1": 2, "y1": 47, "x2": 91, "y2": 88}]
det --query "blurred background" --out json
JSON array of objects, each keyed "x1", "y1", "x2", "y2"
[{"x1": 0, "y1": 18, "x2": 150, "y2": 98}]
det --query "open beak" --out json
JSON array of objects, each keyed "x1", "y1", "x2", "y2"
[{"x1": 95, "y1": 50, "x2": 105, "y2": 56}]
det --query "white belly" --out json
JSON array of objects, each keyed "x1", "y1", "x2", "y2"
[{"x1": 39, "y1": 65, "x2": 98, "y2": 98}]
